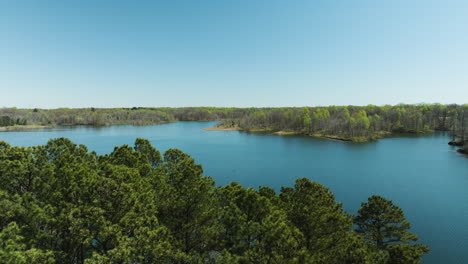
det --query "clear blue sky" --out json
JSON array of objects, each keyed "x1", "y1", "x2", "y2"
[{"x1": 1, "y1": 0, "x2": 467, "y2": 108}]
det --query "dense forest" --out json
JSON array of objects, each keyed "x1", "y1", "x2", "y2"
[
  {"x1": 215, "y1": 104, "x2": 468, "y2": 143},
  {"x1": 0, "y1": 138, "x2": 428, "y2": 264},
  {"x1": 1, "y1": 104, "x2": 467, "y2": 145},
  {"x1": 0, "y1": 108, "x2": 175, "y2": 127}
]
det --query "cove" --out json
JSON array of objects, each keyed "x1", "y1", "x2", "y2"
[{"x1": 1, "y1": 121, "x2": 467, "y2": 264}]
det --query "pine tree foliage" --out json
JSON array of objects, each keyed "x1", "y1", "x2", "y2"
[{"x1": 0, "y1": 138, "x2": 429, "y2": 263}]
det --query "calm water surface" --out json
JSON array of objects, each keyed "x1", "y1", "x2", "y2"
[{"x1": 1, "y1": 121, "x2": 467, "y2": 264}]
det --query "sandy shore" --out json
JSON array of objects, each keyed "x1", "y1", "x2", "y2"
[
  {"x1": 273, "y1": 131, "x2": 301, "y2": 136},
  {"x1": 0, "y1": 125, "x2": 52, "y2": 131},
  {"x1": 203, "y1": 126, "x2": 241, "y2": 131}
]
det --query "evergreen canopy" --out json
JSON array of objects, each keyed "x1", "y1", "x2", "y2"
[{"x1": 0, "y1": 138, "x2": 428, "y2": 263}]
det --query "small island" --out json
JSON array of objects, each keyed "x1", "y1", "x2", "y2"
[{"x1": 201, "y1": 105, "x2": 467, "y2": 143}]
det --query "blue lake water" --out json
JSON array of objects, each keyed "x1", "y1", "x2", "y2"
[{"x1": 1, "y1": 121, "x2": 467, "y2": 263}]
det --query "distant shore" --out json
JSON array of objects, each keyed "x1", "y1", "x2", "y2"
[
  {"x1": 0, "y1": 122, "x2": 177, "y2": 132},
  {"x1": 0, "y1": 125, "x2": 52, "y2": 132}
]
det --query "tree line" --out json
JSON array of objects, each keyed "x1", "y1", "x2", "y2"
[
  {"x1": 0, "y1": 108, "x2": 176, "y2": 127},
  {"x1": 218, "y1": 104, "x2": 468, "y2": 142},
  {"x1": 0, "y1": 107, "x2": 244, "y2": 127},
  {"x1": 0, "y1": 138, "x2": 429, "y2": 263},
  {"x1": 1, "y1": 104, "x2": 467, "y2": 143}
]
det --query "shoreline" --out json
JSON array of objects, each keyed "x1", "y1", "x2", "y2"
[
  {"x1": 0, "y1": 122, "x2": 437, "y2": 144},
  {"x1": 0, "y1": 121, "x2": 177, "y2": 132},
  {"x1": 0, "y1": 125, "x2": 53, "y2": 132},
  {"x1": 203, "y1": 126, "x2": 241, "y2": 131},
  {"x1": 204, "y1": 125, "x2": 398, "y2": 143},
  {"x1": 457, "y1": 148, "x2": 467, "y2": 155},
  {"x1": 204, "y1": 126, "x2": 375, "y2": 142}
]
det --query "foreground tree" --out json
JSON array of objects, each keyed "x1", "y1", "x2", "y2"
[
  {"x1": 0, "y1": 139, "x2": 429, "y2": 263},
  {"x1": 0, "y1": 222, "x2": 55, "y2": 264},
  {"x1": 156, "y1": 148, "x2": 220, "y2": 263},
  {"x1": 216, "y1": 182, "x2": 303, "y2": 263},
  {"x1": 279, "y1": 178, "x2": 370, "y2": 263},
  {"x1": 354, "y1": 195, "x2": 429, "y2": 263}
]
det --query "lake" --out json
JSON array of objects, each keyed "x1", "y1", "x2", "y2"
[{"x1": 1, "y1": 121, "x2": 467, "y2": 263}]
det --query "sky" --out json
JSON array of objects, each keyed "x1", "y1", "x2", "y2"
[{"x1": 1, "y1": 0, "x2": 468, "y2": 108}]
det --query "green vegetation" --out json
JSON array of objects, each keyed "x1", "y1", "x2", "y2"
[
  {"x1": 219, "y1": 104, "x2": 468, "y2": 142},
  {"x1": 1, "y1": 104, "x2": 467, "y2": 144},
  {"x1": 0, "y1": 108, "x2": 175, "y2": 127},
  {"x1": 355, "y1": 196, "x2": 430, "y2": 263},
  {"x1": 0, "y1": 138, "x2": 428, "y2": 263},
  {"x1": 0, "y1": 115, "x2": 27, "y2": 127}
]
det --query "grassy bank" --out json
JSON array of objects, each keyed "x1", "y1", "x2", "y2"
[
  {"x1": 0, "y1": 125, "x2": 52, "y2": 132},
  {"x1": 0, "y1": 121, "x2": 178, "y2": 132},
  {"x1": 203, "y1": 126, "x2": 241, "y2": 131},
  {"x1": 206, "y1": 125, "x2": 395, "y2": 142}
]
